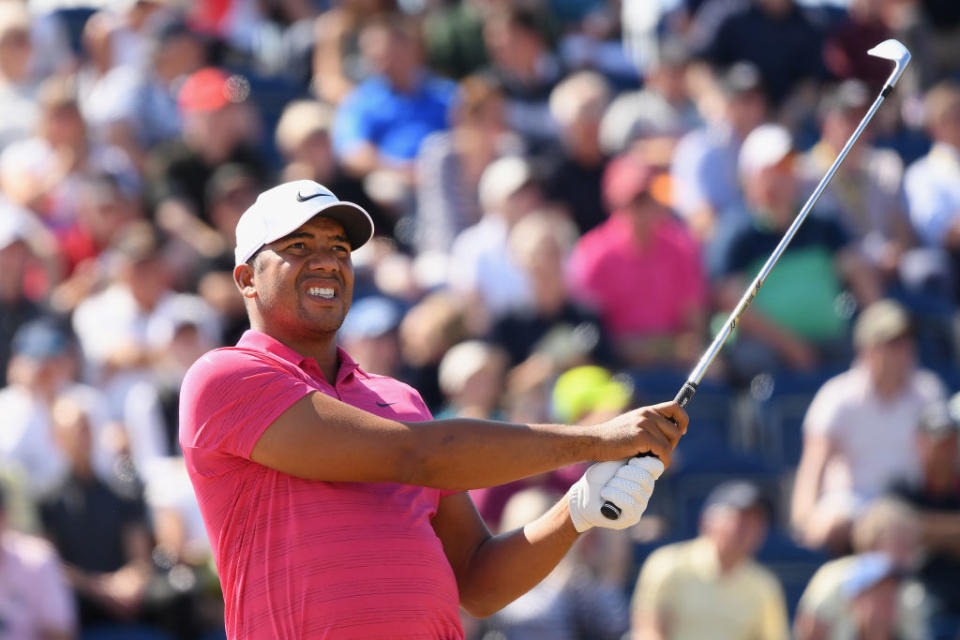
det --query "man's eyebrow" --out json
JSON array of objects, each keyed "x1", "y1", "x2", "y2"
[{"x1": 275, "y1": 230, "x2": 313, "y2": 243}]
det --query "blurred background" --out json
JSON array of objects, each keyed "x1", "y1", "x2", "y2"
[{"x1": 2, "y1": 0, "x2": 960, "y2": 638}]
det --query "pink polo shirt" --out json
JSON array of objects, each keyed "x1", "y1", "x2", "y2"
[
  {"x1": 179, "y1": 330, "x2": 463, "y2": 640},
  {"x1": 568, "y1": 211, "x2": 707, "y2": 340}
]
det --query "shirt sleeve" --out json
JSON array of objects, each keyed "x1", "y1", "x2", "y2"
[
  {"x1": 803, "y1": 377, "x2": 844, "y2": 439},
  {"x1": 31, "y1": 543, "x2": 78, "y2": 634},
  {"x1": 179, "y1": 349, "x2": 314, "y2": 460},
  {"x1": 332, "y1": 86, "x2": 376, "y2": 157}
]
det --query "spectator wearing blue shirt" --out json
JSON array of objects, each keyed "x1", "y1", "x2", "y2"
[{"x1": 332, "y1": 15, "x2": 456, "y2": 184}]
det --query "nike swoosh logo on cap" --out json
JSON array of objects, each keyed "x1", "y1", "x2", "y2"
[{"x1": 296, "y1": 190, "x2": 332, "y2": 203}]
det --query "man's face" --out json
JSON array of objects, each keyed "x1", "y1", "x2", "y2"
[{"x1": 242, "y1": 216, "x2": 355, "y2": 339}]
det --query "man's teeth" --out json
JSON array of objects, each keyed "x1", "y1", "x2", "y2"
[{"x1": 307, "y1": 287, "x2": 335, "y2": 299}]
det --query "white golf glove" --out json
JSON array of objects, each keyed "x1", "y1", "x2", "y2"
[{"x1": 568, "y1": 456, "x2": 664, "y2": 532}]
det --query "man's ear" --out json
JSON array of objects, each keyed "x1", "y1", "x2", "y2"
[{"x1": 234, "y1": 263, "x2": 257, "y2": 299}]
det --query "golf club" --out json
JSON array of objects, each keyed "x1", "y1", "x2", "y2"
[{"x1": 601, "y1": 39, "x2": 912, "y2": 520}]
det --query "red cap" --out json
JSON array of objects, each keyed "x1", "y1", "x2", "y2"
[
  {"x1": 178, "y1": 67, "x2": 248, "y2": 113},
  {"x1": 603, "y1": 151, "x2": 655, "y2": 210}
]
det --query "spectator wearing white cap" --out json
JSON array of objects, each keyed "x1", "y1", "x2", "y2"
[
  {"x1": 669, "y1": 62, "x2": 768, "y2": 246},
  {"x1": 447, "y1": 154, "x2": 544, "y2": 332},
  {"x1": 713, "y1": 123, "x2": 881, "y2": 380},
  {"x1": 791, "y1": 299, "x2": 945, "y2": 553},
  {"x1": 436, "y1": 340, "x2": 508, "y2": 420},
  {"x1": 794, "y1": 498, "x2": 927, "y2": 640}
]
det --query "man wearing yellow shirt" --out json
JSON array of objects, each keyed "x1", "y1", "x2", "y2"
[{"x1": 631, "y1": 480, "x2": 789, "y2": 640}]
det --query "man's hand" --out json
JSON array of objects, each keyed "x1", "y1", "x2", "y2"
[
  {"x1": 568, "y1": 457, "x2": 665, "y2": 532},
  {"x1": 594, "y1": 401, "x2": 687, "y2": 467}
]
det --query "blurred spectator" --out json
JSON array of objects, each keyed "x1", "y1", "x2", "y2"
[
  {"x1": 791, "y1": 299, "x2": 945, "y2": 553},
  {"x1": 568, "y1": 151, "x2": 707, "y2": 372},
  {"x1": 889, "y1": 399, "x2": 960, "y2": 638},
  {"x1": 275, "y1": 99, "x2": 388, "y2": 235},
  {"x1": 241, "y1": 0, "x2": 316, "y2": 84},
  {"x1": 397, "y1": 291, "x2": 468, "y2": 412},
  {"x1": 481, "y1": 6, "x2": 563, "y2": 150},
  {"x1": 0, "y1": 206, "x2": 48, "y2": 385},
  {"x1": 670, "y1": 61, "x2": 767, "y2": 244},
  {"x1": 129, "y1": 19, "x2": 207, "y2": 148},
  {"x1": 0, "y1": 483, "x2": 77, "y2": 640},
  {"x1": 600, "y1": 38, "x2": 700, "y2": 158},
  {"x1": 147, "y1": 66, "x2": 265, "y2": 254},
  {"x1": 798, "y1": 80, "x2": 915, "y2": 282},
  {"x1": 489, "y1": 211, "x2": 612, "y2": 369},
  {"x1": 0, "y1": 2, "x2": 39, "y2": 150},
  {"x1": 447, "y1": 155, "x2": 543, "y2": 331},
  {"x1": 76, "y1": 11, "x2": 142, "y2": 157},
  {"x1": 52, "y1": 173, "x2": 144, "y2": 313},
  {"x1": 143, "y1": 457, "x2": 221, "y2": 640},
  {"x1": 39, "y1": 394, "x2": 161, "y2": 638},
  {"x1": 415, "y1": 74, "x2": 520, "y2": 254},
  {"x1": 311, "y1": 0, "x2": 397, "y2": 105},
  {"x1": 337, "y1": 294, "x2": 403, "y2": 378},
  {"x1": 693, "y1": 0, "x2": 826, "y2": 108},
  {"x1": 714, "y1": 124, "x2": 881, "y2": 379},
  {"x1": 185, "y1": 163, "x2": 259, "y2": 345},
  {"x1": 794, "y1": 497, "x2": 927, "y2": 640},
  {"x1": 840, "y1": 553, "x2": 910, "y2": 640},
  {"x1": 0, "y1": 76, "x2": 139, "y2": 229},
  {"x1": 903, "y1": 80, "x2": 960, "y2": 300},
  {"x1": 423, "y1": 0, "x2": 488, "y2": 80},
  {"x1": 543, "y1": 71, "x2": 613, "y2": 235},
  {"x1": 331, "y1": 14, "x2": 455, "y2": 198},
  {"x1": 71, "y1": 222, "x2": 219, "y2": 476},
  {"x1": 630, "y1": 479, "x2": 789, "y2": 640},
  {"x1": 822, "y1": 0, "x2": 897, "y2": 94},
  {"x1": 916, "y1": 0, "x2": 960, "y2": 85},
  {"x1": 478, "y1": 487, "x2": 631, "y2": 640},
  {"x1": 0, "y1": 319, "x2": 119, "y2": 498},
  {"x1": 436, "y1": 340, "x2": 507, "y2": 420}
]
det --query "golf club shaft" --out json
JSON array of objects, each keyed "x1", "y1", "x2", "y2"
[{"x1": 600, "y1": 78, "x2": 898, "y2": 521}]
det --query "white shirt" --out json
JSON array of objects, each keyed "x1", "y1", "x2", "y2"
[
  {"x1": 447, "y1": 215, "x2": 532, "y2": 318},
  {"x1": 804, "y1": 364, "x2": 945, "y2": 500},
  {"x1": 904, "y1": 142, "x2": 960, "y2": 246}
]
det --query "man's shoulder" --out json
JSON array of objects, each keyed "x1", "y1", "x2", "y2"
[{"x1": 181, "y1": 346, "x2": 298, "y2": 393}]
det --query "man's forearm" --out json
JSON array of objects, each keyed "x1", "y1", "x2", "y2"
[{"x1": 457, "y1": 495, "x2": 581, "y2": 617}]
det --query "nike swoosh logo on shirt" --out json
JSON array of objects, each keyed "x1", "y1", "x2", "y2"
[
  {"x1": 296, "y1": 191, "x2": 332, "y2": 203},
  {"x1": 376, "y1": 401, "x2": 396, "y2": 407}
]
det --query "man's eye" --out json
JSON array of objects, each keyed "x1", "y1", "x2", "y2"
[
  {"x1": 334, "y1": 245, "x2": 350, "y2": 254},
  {"x1": 288, "y1": 242, "x2": 307, "y2": 250}
]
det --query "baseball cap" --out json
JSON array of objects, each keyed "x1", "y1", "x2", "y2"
[
  {"x1": 842, "y1": 552, "x2": 898, "y2": 598},
  {"x1": 853, "y1": 299, "x2": 911, "y2": 349},
  {"x1": 739, "y1": 124, "x2": 793, "y2": 177},
  {"x1": 702, "y1": 480, "x2": 773, "y2": 519},
  {"x1": 178, "y1": 67, "x2": 249, "y2": 113},
  {"x1": 603, "y1": 151, "x2": 655, "y2": 210},
  {"x1": 478, "y1": 156, "x2": 534, "y2": 211},
  {"x1": 234, "y1": 180, "x2": 375, "y2": 265},
  {"x1": 12, "y1": 319, "x2": 70, "y2": 360},
  {"x1": 720, "y1": 61, "x2": 764, "y2": 97}
]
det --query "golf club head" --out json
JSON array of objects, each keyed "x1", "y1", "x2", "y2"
[{"x1": 867, "y1": 39, "x2": 911, "y2": 90}]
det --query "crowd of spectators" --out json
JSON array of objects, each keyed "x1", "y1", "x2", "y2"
[{"x1": 2, "y1": 0, "x2": 960, "y2": 638}]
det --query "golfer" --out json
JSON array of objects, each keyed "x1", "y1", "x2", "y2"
[{"x1": 179, "y1": 180, "x2": 687, "y2": 639}]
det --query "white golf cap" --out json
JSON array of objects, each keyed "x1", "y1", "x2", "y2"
[
  {"x1": 234, "y1": 180, "x2": 375, "y2": 265},
  {"x1": 738, "y1": 123, "x2": 793, "y2": 177}
]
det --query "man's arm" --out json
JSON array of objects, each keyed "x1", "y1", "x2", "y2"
[
  {"x1": 431, "y1": 490, "x2": 579, "y2": 618},
  {"x1": 250, "y1": 392, "x2": 686, "y2": 490},
  {"x1": 791, "y1": 433, "x2": 833, "y2": 546}
]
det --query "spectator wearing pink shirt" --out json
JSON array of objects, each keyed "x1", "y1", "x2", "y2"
[
  {"x1": 179, "y1": 179, "x2": 687, "y2": 639},
  {"x1": 568, "y1": 150, "x2": 709, "y2": 371}
]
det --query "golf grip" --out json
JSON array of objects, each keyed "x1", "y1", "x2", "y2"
[{"x1": 599, "y1": 381, "x2": 698, "y2": 520}]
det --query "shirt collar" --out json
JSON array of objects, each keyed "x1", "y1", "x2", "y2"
[{"x1": 237, "y1": 329, "x2": 360, "y2": 385}]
